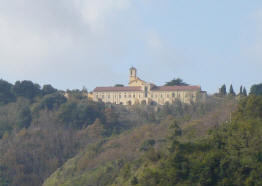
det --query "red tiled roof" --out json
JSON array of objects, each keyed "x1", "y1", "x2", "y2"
[
  {"x1": 94, "y1": 86, "x2": 142, "y2": 92},
  {"x1": 151, "y1": 86, "x2": 201, "y2": 91}
]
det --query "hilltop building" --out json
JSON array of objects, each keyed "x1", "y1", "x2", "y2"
[{"x1": 92, "y1": 67, "x2": 207, "y2": 105}]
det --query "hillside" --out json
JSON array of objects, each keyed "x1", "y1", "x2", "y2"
[
  {"x1": 2, "y1": 79, "x2": 259, "y2": 186},
  {"x1": 43, "y1": 97, "x2": 236, "y2": 186},
  {"x1": 110, "y1": 95, "x2": 262, "y2": 186}
]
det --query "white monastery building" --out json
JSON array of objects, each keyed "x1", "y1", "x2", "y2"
[{"x1": 92, "y1": 67, "x2": 207, "y2": 105}]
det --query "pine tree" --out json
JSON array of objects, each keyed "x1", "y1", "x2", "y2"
[
  {"x1": 243, "y1": 87, "x2": 247, "y2": 96},
  {"x1": 229, "y1": 84, "x2": 236, "y2": 96}
]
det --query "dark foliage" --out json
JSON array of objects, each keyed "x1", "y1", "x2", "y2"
[
  {"x1": 12, "y1": 81, "x2": 41, "y2": 100},
  {"x1": 250, "y1": 83, "x2": 262, "y2": 96},
  {"x1": 219, "y1": 84, "x2": 227, "y2": 96},
  {"x1": 125, "y1": 95, "x2": 262, "y2": 186},
  {"x1": 42, "y1": 85, "x2": 57, "y2": 96},
  {"x1": 165, "y1": 78, "x2": 189, "y2": 86},
  {"x1": 0, "y1": 80, "x2": 15, "y2": 105}
]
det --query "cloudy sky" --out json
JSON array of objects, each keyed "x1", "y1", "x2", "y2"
[{"x1": 0, "y1": 0, "x2": 261, "y2": 93}]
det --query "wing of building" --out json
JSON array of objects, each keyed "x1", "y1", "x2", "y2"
[{"x1": 92, "y1": 67, "x2": 207, "y2": 105}]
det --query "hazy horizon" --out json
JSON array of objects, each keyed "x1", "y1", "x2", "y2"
[{"x1": 1, "y1": 0, "x2": 262, "y2": 94}]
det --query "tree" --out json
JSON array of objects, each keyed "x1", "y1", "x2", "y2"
[
  {"x1": 239, "y1": 85, "x2": 243, "y2": 95},
  {"x1": 229, "y1": 84, "x2": 236, "y2": 96},
  {"x1": 250, "y1": 83, "x2": 262, "y2": 96},
  {"x1": 115, "y1": 84, "x2": 124, "y2": 87},
  {"x1": 34, "y1": 92, "x2": 66, "y2": 112},
  {"x1": 105, "y1": 108, "x2": 118, "y2": 125},
  {"x1": 42, "y1": 84, "x2": 57, "y2": 96},
  {"x1": 243, "y1": 87, "x2": 247, "y2": 96},
  {"x1": 12, "y1": 81, "x2": 41, "y2": 100},
  {"x1": 0, "y1": 79, "x2": 15, "y2": 104},
  {"x1": 219, "y1": 84, "x2": 227, "y2": 96},
  {"x1": 17, "y1": 106, "x2": 32, "y2": 129},
  {"x1": 131, "y1": 176, "x2": 138, "y2": 185},
  {"x1": 165, "y1": 78, "x2": 188, "y2": 86}
]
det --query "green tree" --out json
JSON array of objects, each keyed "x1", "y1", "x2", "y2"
[
  {"x1": 131, "y1": 176, "x2": 138, "y2": 185},
  {"x1": 17, "y1": 106, "x2": 32, "y2": 129},
  {"x1": 0, "y1": 79, "x2": 15, "y2": 105},
  {"x1": 114, "y1": 84, "x2": 124, "y2": 87},
  {"x1": 42, "y1": 84, "x2": 57, "y2": 96},
  {"x1": 33, "y1": 92, "x2": 66, "y2": 112},
  {"x1": 243, "y1": 87, "x2": 247, "y2": 96},
  {"x1": 250, "y1": 83, "x2": 262, "y2": 96},
  {"x1": 229, "y1": 84, "x2": 236, "y2": 96},
  {"x1": 12, "y1": 81, "x2": 41, "y2": 100},
  {"x1": 219, "y1": 84, "x2": 227, "y2": 95},
  {"x1": 57, "y1": 100, "x2": 105, "y2": 129},
  {"x1": 239, "y1": 85, "x2": 243, "y2": 95},
  {"x1": 165, "y1": 78, "x2": 188, "y2": 86}
]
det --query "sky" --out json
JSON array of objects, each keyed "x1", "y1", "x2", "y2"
[{"x1": 0, "y1": 0, "x2": 262, "y2": 94}]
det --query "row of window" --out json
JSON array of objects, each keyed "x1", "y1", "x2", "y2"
[{"x1": 96, "y1": 92, "x2": 194, "y2": 100}]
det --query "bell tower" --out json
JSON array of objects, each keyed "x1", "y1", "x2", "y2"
[
  {"x1": 130, "y1": 67, "x2": 137, "y2": 78},
  {"x1": 129, "y1": 67, "x2": 137, "y2": 85}
]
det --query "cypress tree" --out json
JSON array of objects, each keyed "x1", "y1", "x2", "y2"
[
  {"x1": 229, "y1": 84, "x2": 236, "y2": 96},
  {"x1": 219, "y1": 84, "x2": 227, "y2": 96},
  {"x1": 243, "y1": 87, "x2": 247, "y2": 96},
  {"x1": 239, "y1": 85, "x2": 243, "y2": 95}
]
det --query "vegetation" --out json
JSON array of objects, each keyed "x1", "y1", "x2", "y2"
[
  {"x1": 0, "y1": 78, "x2": 261, "y2": 186},
  {"x1": 219, "y1": 84, "x2": 227, "y2": 96},
  {"x1": 115, "y1": 84, "x2": 124, "y2": 87},
  {"x1": 165, "y1": 78, "x2": 189, "y2": 86},
  {"x1": 250, "y1": 83, "x2": 262, "y2": 95},
  {"x1": 110, "y1": 95, "x2": 262, "y2": 186},
  {"x1": 229, "y1": 84, "x2": 236, "y2": 96}
]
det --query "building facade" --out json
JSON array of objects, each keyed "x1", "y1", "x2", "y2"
[{"x1": 92, "y1": 67, "x2": 207, "y2": 105}]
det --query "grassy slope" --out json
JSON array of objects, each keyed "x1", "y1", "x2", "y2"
[{"x1": 43, "y1": 97, "x2": 236, "y2": 186}]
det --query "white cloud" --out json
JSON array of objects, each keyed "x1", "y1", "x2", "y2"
[
  {"x1": 0, "y1": 0, "x2": 131, "y2": 68},
  {"x1": 0, "y1": 0, "x2": 137, "y2": 89},
  {"x1": 75, "y1": 0, "x2": 130, "y2": 32}
]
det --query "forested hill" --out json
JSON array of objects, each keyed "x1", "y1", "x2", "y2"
[{"x1": 0, "y1": 79, "x2": 261, "y2": 186}]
